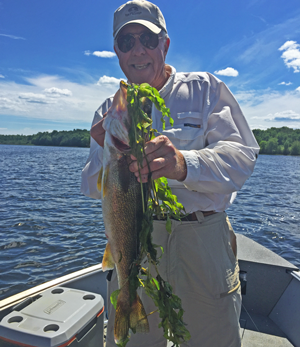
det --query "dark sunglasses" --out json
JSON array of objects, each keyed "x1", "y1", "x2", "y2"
[{"x1": 117, "y1": 32, "x2": 161, "y2": 53}]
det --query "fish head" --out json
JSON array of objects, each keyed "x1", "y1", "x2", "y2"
[{"x1": 103, "y1": 81, "x2": 131, "y2": 153}]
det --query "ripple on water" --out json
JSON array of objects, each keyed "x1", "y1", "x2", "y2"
[{"x1": 1, "y1": 147, "x2": 299, "y2": 300}]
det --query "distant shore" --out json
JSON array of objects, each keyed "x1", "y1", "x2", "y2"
[
  {"x1": 1, "y1": 127, "x2": 300, "y2": 155},
  {"x1": 0, "y1": 129, "x2": 90, "y2": 148}
]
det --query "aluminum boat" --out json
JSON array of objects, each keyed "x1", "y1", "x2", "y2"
[{"x1": 0, "y1": 234, "x2": 299, "y2": 346}]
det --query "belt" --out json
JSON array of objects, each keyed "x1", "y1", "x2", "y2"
[{"x1": 153, "y1": 211, "x2": 216, "y2": 221}]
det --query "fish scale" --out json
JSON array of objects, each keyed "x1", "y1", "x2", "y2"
[{"x1": 103, "y1": 155, "x2": 142, "y2": 285}]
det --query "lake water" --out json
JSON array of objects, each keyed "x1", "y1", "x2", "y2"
[{"x1": 0, "y1": 145, "x2": 299, "y2": 301}]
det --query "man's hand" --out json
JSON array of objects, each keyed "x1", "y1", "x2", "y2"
[
  {"x1": 128, "y1": 135, "x2": 187, "y2": 183},
  {"x1": 90, "y1": 113, "x2": 107, "y2": 147}
]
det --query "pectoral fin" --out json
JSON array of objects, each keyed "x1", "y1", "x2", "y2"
[
  {"x1": 102, "y1": 243, "x2": 115, "y2": 271},
  {"x1": 97, "y1": 165, "x2": 110, "y2": 197},
  {"x1": 97, "y1": 167, "x2": 103, "y2": 192},
  {"x1": 102, "y1": 165, "x2": 110, "y2": 198}
]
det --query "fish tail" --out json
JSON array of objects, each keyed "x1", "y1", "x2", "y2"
[
  {"x1": 114, "y1": 292, "x2": 149, "y2": 344},
  {"x1": 114, "y1": 292, "x2": 130, "y2": 344},
  {"x1": 129, "y1": 293, "x2": 149, "y2": 334}
]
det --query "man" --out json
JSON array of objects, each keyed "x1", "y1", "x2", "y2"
[{"x1": 81, "y1": 1, "x2": 259, "y2": 346}]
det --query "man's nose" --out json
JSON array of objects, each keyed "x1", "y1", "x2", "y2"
[{"x1": 131, "y1": 38, "x2": 146, "y2": 55}]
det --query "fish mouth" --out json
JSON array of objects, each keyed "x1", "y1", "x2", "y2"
[{"x1": 112, "y1": 135, "x2": 131, "y2": 153}]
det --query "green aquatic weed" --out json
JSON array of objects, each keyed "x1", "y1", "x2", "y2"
[{"x1": 111, "y1": 82, "x2": 190, "y2": 347}]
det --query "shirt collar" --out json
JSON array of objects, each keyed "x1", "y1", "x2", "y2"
[{"x1": 159, "y1": 65, "x2": 176, "y2": 98}]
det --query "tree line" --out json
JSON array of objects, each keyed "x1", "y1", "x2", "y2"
[
  {"x1": 1, "y1": 126, "x2": 300, "y2": 155},
  {"x1": 0, "y1": 129, "x2": 90, "y2": 148},
  {"x1": 252, "y1": 127, "x2": 300, "y2": 155}
]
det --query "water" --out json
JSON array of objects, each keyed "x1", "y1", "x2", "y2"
[
  {"x1": 0, "y1": 145, "x2": 299, "y2": 301},
  {"x1": 227, "y1": 153, "x2": 300, "y2": 266}
]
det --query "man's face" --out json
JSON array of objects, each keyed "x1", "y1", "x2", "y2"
[{"x1": 114, "y1": 24, "x2": 170, "y2": 90}]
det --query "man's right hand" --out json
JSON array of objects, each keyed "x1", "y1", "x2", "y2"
[{"x1": 90, "y1": 113, "x2": 107, "y2": 147}]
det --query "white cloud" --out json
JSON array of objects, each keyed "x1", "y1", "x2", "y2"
[
  {"x1": 278, "y1": 81, "x2": 292, "y2": 86},
  {"x1": 44, "y1": 87, "x2": 72, "y2": 97},
  {"x1": 210, "y1": 13, "x2": 300, "y2": 88},
  {"x1": 279, "y1": 41, "x2": 297, "y2": 51},
  {"x1": 0, "y1": 74, "x2": 4, "y2": 78},
  {"x1": 279, "y1": 40, "x2": 300, "y2": 73},
  {"x1": 236, "y1": 89, "x2": 300, "y2": 129},
  {"x1": 0, "y1": 127, "x2": 50, "y2": 136},
  {"x1": 214, "y1": 67, "x2": 239, "y2": 77},
  {"x1": 84, "y1": 50, "x2": 116, "y2": 58},
  {"x1": 97, "y1": 75, "x2": 124, "y2": 85},
  {"x1": 1, "y1": 72, "x2": 300, "y2": 133},
  {"x1": 93, "y1": 51, "x2": 116, "y2": 58},
  {"x1": 18, "y1": 93, "x2": 52, "y2": 104},
  {"x1": 0, "y1": 33, "x2": 26, "y2": 40},
  {"x1": 0, "y1": 74, "x2": 122, "y2": 124},
  {"x1": 265, "y1": 110, "x2": 300, "y2": 122}
]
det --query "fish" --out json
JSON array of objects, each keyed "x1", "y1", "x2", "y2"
[{"x1": 98, "y1": 81, "x2": 149, "y2": 344}]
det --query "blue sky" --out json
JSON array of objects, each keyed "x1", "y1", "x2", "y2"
[{"x1": 1, "y1": 0, "x2": 300, "y2": 135}]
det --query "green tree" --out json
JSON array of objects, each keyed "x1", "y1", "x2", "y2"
[
  {"x1": 259, "y1": 141, "x2": 267, "y2": 154},
  {"x1": 253, "y1": 129, "x2": 263, "y2": 144},
  {"x1": 291, "y1": 141, "x2": 300, "y2": 155},
  {"x1": 265, "y1": 138, "x2": 278, "y2": 155},
  {"x1": 283, "y1": 140, "x2": 290, "y2": 155},
  {"x1": 4, "y1": 127, "x2": 299, "y2": 154},
  {"x1": 39, "y1": 134, "x2": 52, "y2": 146}
]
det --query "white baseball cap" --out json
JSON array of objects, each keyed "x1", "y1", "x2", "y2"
[{"x1": 113, "y1": 0, "x2": 167, "y2": 39}]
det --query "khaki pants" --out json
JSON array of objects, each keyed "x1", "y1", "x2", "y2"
[{"x1": 106, "y1": 212, "x2": 242, "y2": 347}]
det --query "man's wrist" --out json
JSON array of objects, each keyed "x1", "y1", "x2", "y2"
[{"x1": 176, "y1": 150, "x2": 187, "y2": 182}]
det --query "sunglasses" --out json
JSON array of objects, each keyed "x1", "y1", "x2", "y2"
[{"x1": 117, "y1": 32, "x2": 161, "y2": 53}]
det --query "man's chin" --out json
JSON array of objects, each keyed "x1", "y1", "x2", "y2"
[{"x1": 129, "y1": 76, "x2": 152, "y2": 86}]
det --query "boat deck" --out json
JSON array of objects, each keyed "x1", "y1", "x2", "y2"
[
  {"x1": 240, "y1": 311, "x2": 293, "y2": 346},
  {"x1": 237, "y1": 234, "x2": 299, "y2": 347},
  {"x1": 0, "y1": 234, "x2": 299, "y2": 346}
]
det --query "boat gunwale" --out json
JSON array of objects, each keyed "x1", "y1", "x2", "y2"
[{"x1": 0, "y1": 263, "x2": 103, "y2": 312}]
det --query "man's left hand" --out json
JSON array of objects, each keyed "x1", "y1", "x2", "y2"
[{"x1": 128, "y1": 135, "x2": 187, "y2": 183}]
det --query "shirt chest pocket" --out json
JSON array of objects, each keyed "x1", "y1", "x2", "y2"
[{"x1": 161, "y1": 112, "x2": 204, "y2": 150}]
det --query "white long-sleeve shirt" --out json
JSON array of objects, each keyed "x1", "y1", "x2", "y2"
[{"x1": 81, "y1": 65, "x2": 259, "y2": 212}]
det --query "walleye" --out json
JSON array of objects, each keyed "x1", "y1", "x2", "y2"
[{"x1": 98, "y1": 81, "x2": 149, "y2": 344}]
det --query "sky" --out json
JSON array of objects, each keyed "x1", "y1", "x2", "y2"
[{"x1": 0, "y1": 0, "x2": 300, "y2": 135}]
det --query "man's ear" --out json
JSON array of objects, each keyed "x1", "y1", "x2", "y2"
[
  {"x1": 164, "y1": 38, "x2": 170, "y2": 57},
  {"x1": 114, "y1": 45, "x2": 119, "y2": 58}
]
